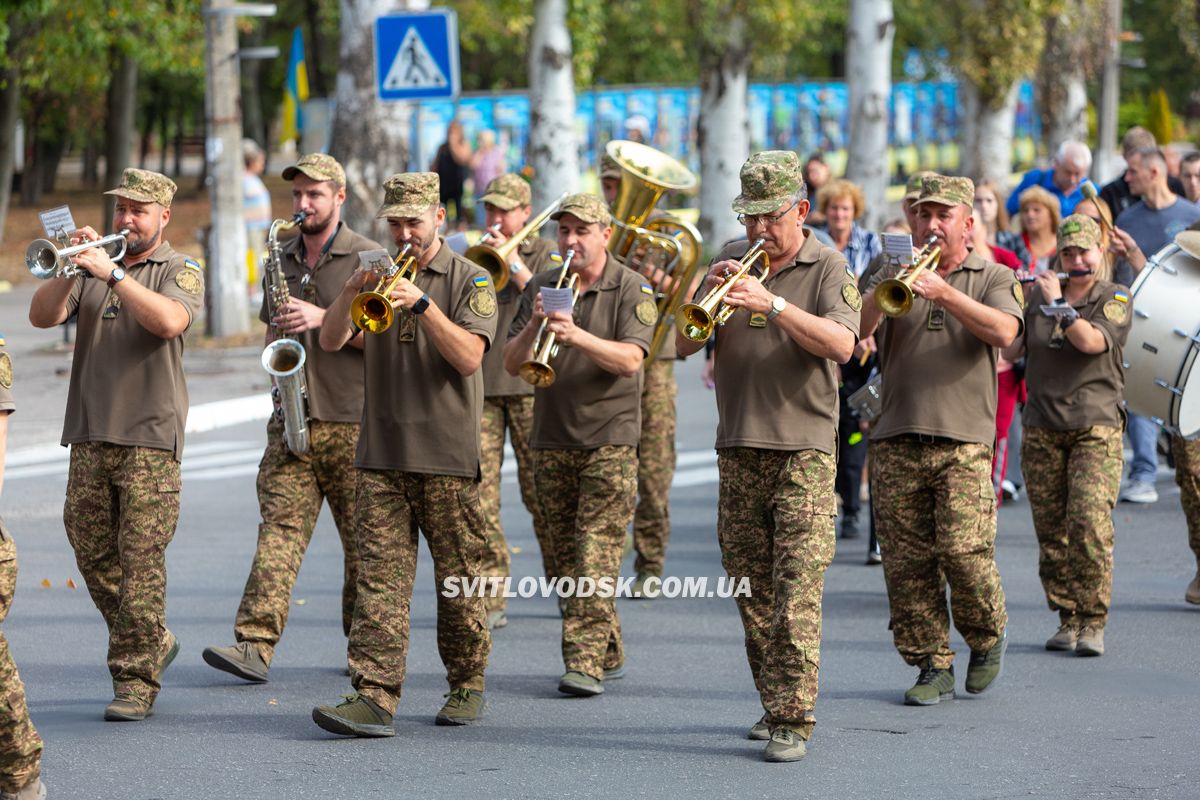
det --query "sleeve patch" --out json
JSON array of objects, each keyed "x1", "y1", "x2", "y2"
[
  {"x1": 0, "y1": 352, "x2": 12, "y2": 389},
  {"x1": 1103, "y1": 299, "x2": 1128, "y2": 323},
  {"x1": 635, "y1": 298, "x2": 658, "y2": 326},
  {"x1": 472, "y1": 275, "x2": 490, "y2": 288},
  {"x1": 175, "y1": 270, "x2": 203, "y2": 295},
  {"x1": 842, "y1": 283, "x2": 863, "y2": 312},
  {"x1": 184, "y1": 258, "x2": 202, "y2": 271},
  {"x1": 1012, "y1": 281, "x2": 1024, "y2": 307},
  {"x1": 469, "y1": 287, "x2": 496, "y2": 318}
]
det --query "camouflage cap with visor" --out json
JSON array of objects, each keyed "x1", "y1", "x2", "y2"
[
  {"x1": 1057, "y1": 214, "x2": 1102, "y2": 252},
  {"x1": 912, "y1": 173, "x2": 975, "y2": 208},
  {"x1": 479, "y1": 173, "x2": 532, "y2": 211},
  {"x1": 599, "y1": 154, "x2": 622, "y2": 180},
  {"x1": 376, "y1": 172, "x2": 441, "y2": 219},
  {"x1": 104, "y1": 168, "x2": 178, "y2": 208},
  {"x1": 903, "y1": 170, "x2": 936, "y2": 202},
  {"x1": 732, "y1": 151, "x2": 803, "y2": 216},
  {"x1": 281, "y1": 153, "x2": 346, "y2": 187}
]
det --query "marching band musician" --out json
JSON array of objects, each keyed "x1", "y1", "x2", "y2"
[
  {"x1": 203, "y1": 154, "x2": 384, "y2": 683},
  {"x1": 503, "y1": 193, "x2": 652, "y2": 698},
  {"x1": 1001, "y1": 215, "x2": 1131, "y2": 657},
  {"x1": 675, "y1": 151, "x2": 860, "y2": 762},
  {"x1": 28, "y1": 169, "x2": 202, "y2": 721},
  {"x1": 475, "y1": 174, "x2": 559, "y2": 630},
  {"x1": 859, "y1": 174, "x2": 1022, "y2": 707}
]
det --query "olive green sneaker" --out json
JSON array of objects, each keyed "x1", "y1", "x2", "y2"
[
  {"x1": 104, "y1": 695, "x2": 153, "y2": 722},
  {"x1": 436, "y1": 687, "x2": 485, "y2": 725},
  {"x1": 1075, "y1": 625, "x2": 1104, "y2": 657},
  {"x1": 748, "y1": 713, "x2": 770, "y2": 741},
  {"x1": 763, "y1": 727, "x2": 807, "y2": 762},
  {"x1": 557, "y1": 670, "x2": 604, "y2": 697},
  {"x1": 203, "y1": 641, "x2": 269, "y2": 683},
  {"x1": 904, "y1": 661, "x2": 955, "y2": 706},
  {"x1": 629, "y1": 571, "x2": 661, "y2": 600},
  {"x1": 603, "y1": 663, "x2": 626, "y2": 680},
  {"x1": 965, "y1": 630, "x2": 1007, "y2": 694},
  {"x1": 158, "y1": 630, "x2": 180, "y2": 676},
  {"x1": 312, "y1": 694, "x2": 394, "y2": 737},
  {"x1": 1045, "y1": 622, "x2": 1078, "y2": 652}
]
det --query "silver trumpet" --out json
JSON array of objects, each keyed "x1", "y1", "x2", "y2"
[{"x1": 25, "y1": 230, "x2": 130, "y2": 279}]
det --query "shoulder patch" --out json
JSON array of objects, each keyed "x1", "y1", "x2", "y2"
[
  {"x1": 1012, "y1": 281, "x2": 1024, "y2": 307},
  {"x1": 184, "y1": 258, "x2": 202, "y2": 271},
  {"x1": 175, "y1": 269, "x2": 203, "y2": 296},
  {"x1": 1113, "y1": 290, "x2": 1129, "y2": 303},
  {"x1": 1103, "y1": 299, "x2": 1128, "y2": 324},
  {"x1": 0, "y1": 351, "x2": 12, "y2": 389},
  {"x1": 472, "y1": 275, "x2": 490, "y2": 288},
  {"x1": 469, "y1": 287, "x2": 496, "y2": 318},
  {"x1": 635, "y1": 298, "x2": 658, "y2": 326},
  {"x1": 842, "y1": 283, "x2": 863, "y2": 312},
  {"x1": 640, "y1": 283, "x2": 654, "y2": 295}
]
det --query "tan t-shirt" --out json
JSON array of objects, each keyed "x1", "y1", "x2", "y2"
[
  {"x1": 483, "y1": 235, "x2": 559, "y2": 398},
  {"x1": 258, "y1": 223, "x2": 382, "y2": 423},
  {"x1": 1022, "y1": 280, "x2": 1131, "y2": 431},
  {"x1": 509, "y1": 253, "x2": 654, "y2": 449},
  {"x1": 0, "y1": 340, "x2": 14, "y2": 414},
  {"x1": 355, "y1": 239, "x2": 498, "y2": 477},
  {"x1": 871, "y1": 251, "x2": 1025, "y2": 445},
  {"x1": 62, "y1": 242, "x2": 204, "y2": 460},
  {"x1": 711, "y1": 235, "x2": 861, "y2": 452}
]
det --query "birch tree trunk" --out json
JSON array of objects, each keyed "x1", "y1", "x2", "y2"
[
  {"x1": 845, "y1": 0, "x2": 894, "y2": 230},
  {"x1": 1036, "y1": 0, "x2": 1100, "y2": 155},
  {"x1": 697, "y1": 16, "x2": 749, "y2": 252},
  {"x1": 959, "y1": 80, "x2": 1018, "y2": 187},
  {"x1": 0, "y1": 67, "x2": 20, "y2": 245},
  {"x1": 104, "y1": 49, "x2": 138, "y2": 231},
  {"x1": 528, "y1": 0, "x2": 579, "y2": 211}
]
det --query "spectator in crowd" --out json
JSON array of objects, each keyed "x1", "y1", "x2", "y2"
[
  {"x1": 1180, "y1": 152, "x2": 1200, "y2": 205},
  {"x1": 431, "y1": 120, "x2": 472, "y2": 229},
  {"x1": 803, "y1": 153, "x2": 832, "y2": 226},
  {"x1": 1012, "y1": 186, "x2": 1062, "y2": 276},
  {"x1": 624, "y1": 115, "x2": 651, "y2": 144},
  {"x1": 1099, "y1": 127, "x2": 1188, "y2": 218},
  {"x1": 817, "y1": 179, "x2": 882, "y2": 277},
  {"x1": 242, "y1": 138, "x2": 273, "y2": 287},
  {"x1": 975, "y1": 181, "x2": 1028, "y2": 264},
  {"x1": 471, "y1": 130, "x2": 506, "y2": 227},
  {"x1": 1006, "y1": 140, "x2": 1091, "y2": 218}
]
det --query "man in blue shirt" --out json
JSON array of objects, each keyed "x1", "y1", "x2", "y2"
[{"x1": 1006, "y1": 140, "x2": 1092, "y2": 217}]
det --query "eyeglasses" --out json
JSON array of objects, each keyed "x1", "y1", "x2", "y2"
[{"x1": 737, "y1": 200, "x2": 799, "y2": 227}]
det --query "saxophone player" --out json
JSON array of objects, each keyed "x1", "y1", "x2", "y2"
[{"x1": 203, "y1": 154, "x2": 384, "y2": 682}]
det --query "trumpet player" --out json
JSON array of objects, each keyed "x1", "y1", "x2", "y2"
[
  {"x1": 859, "y1": 174, "x2": 1023, "y2": 707},
  {"x1": 674, "y1": 151, "x2": 859, "y2": 762},
  {"x1": 28, "y1": 169, "x2": 202, "y2": 721},
  {"x1": 204, "y1": 154, "x2": 384, "y2": 683},
  {"x1": 311, "y1": 173, "x2": 497, "y2": 736},
  {"x1": 503, "y1": 193, "x2": 652, "y2": 698},
  {"x1": 476, "y1": 174, "x2": 559, "y2": 630}
]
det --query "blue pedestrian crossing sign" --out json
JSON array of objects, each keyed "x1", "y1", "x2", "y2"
[{"x1": 375, "y1": 10, "x2": 460, "y2": 101}]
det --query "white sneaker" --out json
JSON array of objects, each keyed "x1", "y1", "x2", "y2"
[
  {"x1": 1000, "y1": 479, "x2": 1021, "y2": 502},
  {"x1": 1119, "y1": 480, "x2": 1159, "y2": 504}
]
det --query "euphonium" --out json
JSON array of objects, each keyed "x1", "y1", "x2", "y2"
[
  {"x1": 25, "y1": 229, "x2": 130, "y2": 280},
  {"x1": 676, "y1": 239, "x2": 770, "y2": 342},
  {"x1": 519, "y1": 249, "x2": 576, "y2": 388},
  {"x1": 874, "y1": 236, "x2": 942, "y2": 317},
  {"x1": 262, "y1": 212, "x2": 310, "y2": 455},
  {"x1": 351, "y1": 244, "x2": 417, "y2": 333},
  {"x1": 465, "y1": 192, "x2": 567, "y2": 291}
]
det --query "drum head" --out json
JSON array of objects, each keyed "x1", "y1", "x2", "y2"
[
  {"x1": 1176, "y1": 230, "x2": 1200, "y2": 261},
  {"x1": 1177, "y1": 344, "x2": 1200, "y2": 437}
]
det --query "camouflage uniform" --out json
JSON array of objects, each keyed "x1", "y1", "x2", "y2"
[
  {"x1": 1173, "y1": 435, "x2": 1200, "y2": 565},
  {"x1": 633, "y1": 358, "x2": 677, "y2": 577},
  {"x1": 234, "y1": 419, "x2": 360, "y2": 663},
  {"x1": 479, "y1": 395, "x2": 542, "y2": 605}
]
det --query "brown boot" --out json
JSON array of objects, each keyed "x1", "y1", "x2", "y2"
[
  {"x1": 1076, "y1": 625, "x2": 1105, "y2": 657},
  {"x1": 1045, "y1": 621, "x2": 1079, "y2": 652},
  {"x1": 104, "y1": 694, "x2": 153, "y2": 721}
]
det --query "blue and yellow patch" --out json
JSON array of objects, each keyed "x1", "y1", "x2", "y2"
[
  {"x1": 184, "y1": 258, "x2": 202, "y2": 271},
  {"x1": 550, "y1": 252, "x2": 563, "y2": 263},
  {"x1": 0, "y1": 335, "x2": 6, "y2": 346},
  {"x1": 1113, "y1": 291, "x2": 1129, "y2": 303},
  {"x1": 472, "y1": 275, "x2": 490, "y2": 288},
  {"x1": 640, "y1": 283, "x2": 654, "y2": 295}
]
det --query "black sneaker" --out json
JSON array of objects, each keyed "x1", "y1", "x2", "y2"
[{"x1": 839, "y1": 512, "x2": 861, "y2": 539}]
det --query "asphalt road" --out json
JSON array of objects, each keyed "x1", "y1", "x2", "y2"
[{"x1": 2, "y1": 296, "x2": 1199, "y2": 799}]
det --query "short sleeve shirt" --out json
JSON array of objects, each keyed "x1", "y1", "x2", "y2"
[
  {"x1": 871, "y1": 251, "x2": 1025, "y2": 445},
  {"x1": 258, "y1": 223, "x2": 383, "y2": 423},
  {"x1": 711, "y1": 234, "x2": 861, "y2": 453},
  {"x1": 355, "y1": 239, "x2": 498, "y2": 477},
  {"x1": 0, "y1": 339, "x2": 14, "y2": 414},
  {"x1": 483, "y1": 235, "x2": 559, "y2": 398},
  {"x1": 1022, "y1": 280, "x2": 1131, "y2": 431},
  {"x1": 62, "y1": 242, "x2": 204, "y2": 460},
  {"x1": 509, "y1": 253, "x2": 654, "y2": 449}
]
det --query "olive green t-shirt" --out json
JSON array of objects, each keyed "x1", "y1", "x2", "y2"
[
  {"x1": 62, "y1": 242, "x2": 204, "y2": 460},
  {"x1": 1022, "y1": 280, "x2": 1131, "y2": 431},
  {"x1": 355, "y1": 239, "x2": 498, "y2": 478},
  {"x1": 509, "y1": 253, "x2": 655, "y2": 449},
  {"x1": 258, "y1": 223, "x2": 382, "y2": 423},
  {"x1": 871, "y1": 251, "x2": 1025, "y2": 445},
  {"x1": 483, "y1": 235, "x2": 559, "y2": 398},
  {"x1": 711, "y1": 234, "x2": 861, "y2": 453}
]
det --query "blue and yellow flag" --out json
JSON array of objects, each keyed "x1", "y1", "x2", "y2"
[{"x1": 280, "y1": 27, "x2": 309, "y2": 145}]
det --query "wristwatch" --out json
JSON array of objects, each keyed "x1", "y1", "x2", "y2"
[
  {"x1": 509, "y1": 261, "x2": 523, "y2": 275},
  {"x1": 412, "y1": 293, "x2": 430, "y2": 315},
  {"x1": 107, "y1": 267, "x2": 126, "y2": 288},
  {"x1": 766, "y1": 295, "x2": 787, "y2": 321}
]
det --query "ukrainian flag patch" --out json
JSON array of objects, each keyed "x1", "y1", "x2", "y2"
[
  {"x1": 473, "y1": 275, "x2": 490, "y2": 288},
  {"x1": 1113, "y1": 291, "x2": 1129, "y2": 303},
  {"x1": 640, "y1": 283, "x2": 654, "y2": 295}
]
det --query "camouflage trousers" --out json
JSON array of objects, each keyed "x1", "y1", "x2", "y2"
[
  {"x1": 234, "y1": 419, "x2": 360, "y2": 664},
  {"x1": 634, "y1": 359, "x2": 677, "y2": 577},
  {"x1": 1172, "y1": 435, "x2": 1200, "y2": 564},
  {"x1": 479, "y1": 395, "x2": 546, "y2": 614},
  {"x1": 64, "y1": 442, "x2": 180, "y2": 704},
  {"x1": 1022, "y1": 425, "x2": 1122, "y2": 627},
  {"x1": 347, "y1": 469, "x2": 490, "y2": 715},
  {"x1": 0, "y1": 519, "x2": 43, "y2": 795},
  {"x1": 870, "y1": 438, "x2": 1007, "y2": 669},
  {"x1": 717, "y1": 448, "x2": 836, "y2": 741},
  {"x1": 535, "y1": 446, "x2": 637, "y2": 680}
]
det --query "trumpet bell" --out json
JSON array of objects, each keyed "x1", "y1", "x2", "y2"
[
  {"x1": 351, "y1": 292, "x2": 395, "y2": 333},
  {"x1": 876, "y1": 279, "x2": 915, "y2": 317},
  {"x1": 676, "y1": 303, "x2": 715, "y2": 342},
  {"x1": 518, "y1": 360, "x2": 556, "y2": 388},
  {"x1": 25, "y1": 239, "x2": 60, "y2": 279}
]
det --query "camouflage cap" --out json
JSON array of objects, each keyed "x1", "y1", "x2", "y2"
[
  {"x1": 903, "y1": 170, "x2": 936, "y2": 201},
  {"x1": 912, "y1": 173, "x2": 974, "y2": 208},
  {"x1": 732, "y1": 151, "x2": 803, "y2": 215},
  {"x1": 599, "y1": 154, "x2": 622, "y2": 180},
  {"x1": 479, "y1": 173, "x2": 532, "y2": 210},
  {"x1": 282, "y1": 153, "x2": 346, "y2": 187},
  {"x1": 550, "y1": 193, "x2": 611, "y2": 225},
  {"x1": 104, "y1": 168, "x2": 177, "y2": 208},
  {"x1": 1057, "y1": 213, "x2": 1102, "y2": 252},
  {"x1": 376, "y1": 172, "x2": 440, "y2": 219}
]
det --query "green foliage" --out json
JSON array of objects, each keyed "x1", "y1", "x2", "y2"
[
  {"x1": 1125, "y1": 0, "x2": 1200, "y2": 120},
  {"x1": 1146, "y1": 88, "x2": 1173, "y2": 143},
  {"x1": 942, "y1": 0, "x2": 1061, "y2": 108}
]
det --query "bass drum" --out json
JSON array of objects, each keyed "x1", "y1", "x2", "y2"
[{"x1": 1124, "y1": 232, "x2": 1200, "y2": 438}]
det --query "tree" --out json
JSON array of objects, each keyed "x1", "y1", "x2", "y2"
[
  {"x1": 1146, "y1": 88, "x2": 1173, "y2": 144},
  {"x1": 1035, "y1": 0, "x2": 1103, "y2": 156},
  {"x1": 528, "y1": 0, "x2": 580, "y2": 209},
  {"x1": 845, "y1": 0, "x2": 894, "y2": 230}
]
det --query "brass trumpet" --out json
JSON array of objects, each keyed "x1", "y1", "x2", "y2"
[
  {"x1": 519, "y1": 249, "x2": 576, "y2": 387},
  {"x1": 351, "y1": 244, "x2": 417, "y2": 333},
  {"x1": 676, "y1": 239, "x2": 770, "y2": 342},
  {"x1": 26, "y1": 230, "x2": 130, "y2": 280},
  {"x1": 465, "y1": 192, "x2": 567, "y2": 291},
  {"x1": 874, "y1": 237, "x2": 941, "y2": 317}
]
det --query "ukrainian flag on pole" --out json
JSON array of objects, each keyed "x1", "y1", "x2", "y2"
[{"x1": 280, "y1": 27, "x2": 309, "y2": 145}]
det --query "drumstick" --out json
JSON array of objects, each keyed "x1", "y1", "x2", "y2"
[{"x1": 858, "y1": 349, "x2": 869, "y2": 367}]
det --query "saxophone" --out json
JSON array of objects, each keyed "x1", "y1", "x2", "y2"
[{"x1": 261, "y1": 213, "x2": 310, "y2": 455}]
